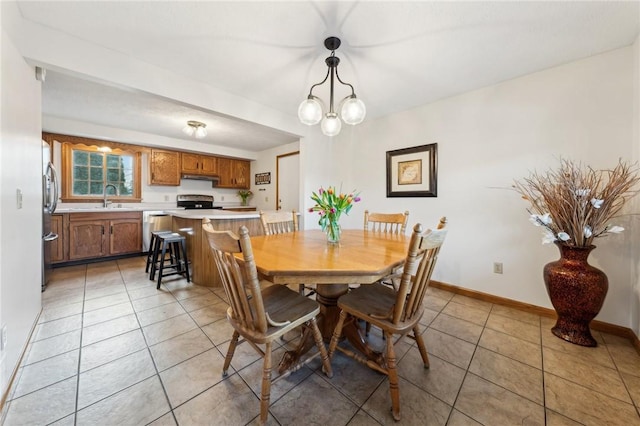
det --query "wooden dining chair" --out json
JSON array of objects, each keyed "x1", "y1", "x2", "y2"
[
  {"x1": 362, "y1": 210, "x2": 411, "y2": 334},
  {"x1": 364, "y1": 210, "x2": 409, "y2": 234},
  {"x1": 328, "y1": 218, "x2": 447, "y2": 421},
  {"x1": 202, "y1": 222, "x2": 333, "y2": 425},
  {"x1": 259, "y1": 209, "x2": 298, "y2": 235},
  {"x1": 259, "y1": 210, "x2": 313, "y2": 296}
]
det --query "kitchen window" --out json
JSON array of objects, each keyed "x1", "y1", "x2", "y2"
[{"x1": 61, "y1": 142, "x2": 142, "y2": 202}]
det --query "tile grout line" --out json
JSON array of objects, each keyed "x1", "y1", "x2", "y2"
[
  {"x1": 539, "y1": 313, "x2": 548, "y2": 425},
  {"x1": 439, "y1": 297, "x2": 489, "y2": 424},
  {"x1": 119, "y1": 261, "x2": 177, "y2": 425},
  {"x1": 73, "y1": 263, "x2": 88, "y2": 426},
  {"x1": 600, "y1": 330, "x2": 640, "y2": 417}
]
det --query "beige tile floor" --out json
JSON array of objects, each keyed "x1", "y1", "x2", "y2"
[{"x1": 3, "y1": 257, "x2": 640, "y2": 425}]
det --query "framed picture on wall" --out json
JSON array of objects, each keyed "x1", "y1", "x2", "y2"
[{"x1": 386, "y1": 143, "x2": 437, "y2": 197}]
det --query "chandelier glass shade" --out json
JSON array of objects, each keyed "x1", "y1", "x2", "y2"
[
  {"x1": 182, "y1": 120, "x2": 207, "y2": 139},
  {"x1": 298, "y1": 37, "x2": 366, "y2": 136}
]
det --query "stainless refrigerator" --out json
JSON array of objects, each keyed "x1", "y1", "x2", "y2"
[{"x1": 42, "y1": 140, "x2": 59, "y2": 291}]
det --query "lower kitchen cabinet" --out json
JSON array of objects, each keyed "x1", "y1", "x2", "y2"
[
  {"x1": 69, "y1": 220, "x2": 105, "y2": 260},
  {"x1": 50, "y1": 214, "x2": 65, "y2": 262},
  {"x1": 67, "y1": 211, "x2": 142, "y2": 261},
  {"x1": 109, "y1": 219, "x2": 143, "y2": 255}
]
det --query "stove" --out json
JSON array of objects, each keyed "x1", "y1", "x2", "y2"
[{"x1": 177, "y1": 194, "x2": 221, "y2": 210}]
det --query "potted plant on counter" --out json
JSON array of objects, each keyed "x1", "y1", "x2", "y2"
[{"x1": 237, "y1": 189, "x2": 253, "y2": 206}]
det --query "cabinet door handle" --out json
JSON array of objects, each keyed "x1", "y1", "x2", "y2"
[
  {"x1": 102, "y1": 225, "x2": 105, "y2": 235},
  {"x1": 110, "y1": 225, "x2": 113, "y2": 234}
]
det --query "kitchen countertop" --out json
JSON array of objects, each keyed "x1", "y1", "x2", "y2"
[
  {"x1": 54, "y1": 205, "x2": 256, "y2": 214},
  {"x1": 170, "y1": 209, "x2": 260, "y2": 220},
  {"x1": 55, "y1": 207, "x2": 145, "y2": 213}
]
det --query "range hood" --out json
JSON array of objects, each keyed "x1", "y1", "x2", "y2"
[{"x1": 181, "y1": 174, "x2": 220, "y2": 187}]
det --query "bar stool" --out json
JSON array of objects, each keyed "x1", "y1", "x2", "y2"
[
  {"x1": 145, "y1": 230, "x2": 173, "y2": 276},
  {"x1": 150, "y1": 232, "x2": 190, "y2": 289}
]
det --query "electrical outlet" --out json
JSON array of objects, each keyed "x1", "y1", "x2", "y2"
[
  {"x1": 493, "y1": 262, "x2": 503, "y2": 274},
  {"x1": 265, "y1": 196, "x2": 269, "y2": 202},
  {"x1": 1, "y1": 325, "x2": 7, "y2": 350},
  {"x1": 221, "y1": 196, "x2": 224, "y2": 201},
  {"x1": 164, "y1": 195, "x2": 170, "y2": 201},
  {"x1": 16, "y1": 189, "x2": 23, "y2": 209}
]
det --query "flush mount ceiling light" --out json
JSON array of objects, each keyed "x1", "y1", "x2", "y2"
[
  {"x1": 298, "y1": 36, "x2": 366, "y2": 137},
  {"x1": 182, "y1": 120, "x2": 207, "y2": 139}
]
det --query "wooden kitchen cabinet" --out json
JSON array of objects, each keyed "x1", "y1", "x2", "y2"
[
  {"x1": 233, "y1": 159, "x2": 250, "y2": 188},
  {"x1": 50, "y1": 214, "x2": 65, "y2": 262},
  {"x1": 68, "y1": 212, "x2": 142, "y2": 260},
  {"x1": 217, "y1": 158, "x2": 250, "y2": 189},
  {"x1": 69, "y1": 220, "x2": 106, "y2": 260},
  {"x1": 109, "y1": 218, "x2": 143, "y2": 255},
  {"x1": 224, "y1": 207, "x2": 257, "y2": 212},
  {"x1": 149, "y1": 149, "x2": 181, "y2": 186},
  {"x1": 181, "y1": 153, "x2": 218, "y2": 176}
]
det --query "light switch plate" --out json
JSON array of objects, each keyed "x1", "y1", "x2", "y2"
[
  {"x1": 1, "y1": 325, "x2": 7, "y2": 350},
  {"x1": 16, "y1": 189, "x2": 23, "y2": 209}
]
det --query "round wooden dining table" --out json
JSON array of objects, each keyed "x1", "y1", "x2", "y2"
[{"x1": 247, "y1": 229, "x2": 411, "y2": 371}]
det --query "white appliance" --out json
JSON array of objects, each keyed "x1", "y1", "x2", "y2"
[{"x1": 42, "y1": 140, "x2": 59, "y2": 291}]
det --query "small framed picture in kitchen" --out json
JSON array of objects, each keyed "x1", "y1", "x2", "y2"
[{"x1": 386, "y1": 143, "x2": 437, "y2": 197}]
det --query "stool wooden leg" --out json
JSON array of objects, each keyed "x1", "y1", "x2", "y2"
[
  {"x1": 157, "y1": 242, "x2": 167, "y2": 289},
  {"x1": 145, "y1": 234, "x2": 156, "y2": 273},
  {"x1": 171, "y1": 241, "x2": 181, "y2": 274},
  {"x1": 149, "y1": 238, "x2": 161, "y2": 281},
  {"x1": 181, "y1": 238, "x2": 190, "y2": 282}
]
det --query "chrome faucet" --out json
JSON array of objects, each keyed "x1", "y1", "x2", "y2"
[{"x1": 103, "y1": 184, "x2": 119, "y2": 208}]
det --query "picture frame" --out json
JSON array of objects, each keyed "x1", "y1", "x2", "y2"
[{"x1": 386, "y1": 143, "x2": 437, "y2": 197}]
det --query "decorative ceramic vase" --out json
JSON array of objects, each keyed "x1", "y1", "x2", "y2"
[
  {"x1": 543, "y1": 242, "x2": 608, "y2": 347},
  {"x1": 326, "y1": 219, "x2": 341, "y2": 244}
]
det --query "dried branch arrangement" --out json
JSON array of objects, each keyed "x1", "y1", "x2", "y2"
[{"x1": 513, "y1": 159, "x2": 640, "y2": 247}]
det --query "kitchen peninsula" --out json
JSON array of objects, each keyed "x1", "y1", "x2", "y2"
[{"x1": 171, "y1": 209, "x2": 262, "y2": 286}]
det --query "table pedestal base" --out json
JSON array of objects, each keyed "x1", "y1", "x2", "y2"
[
  {"x1": 278, "y1": 283, "x2": 384, "y2": 374},
  {"x1": 315, "y1": 284, "x2": 349, "y2": 340}
]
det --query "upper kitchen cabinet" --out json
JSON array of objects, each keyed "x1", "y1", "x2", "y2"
[
  {"x1": 181, "y1": 153, "x2": 218, "y2": 176},
  {"x1": 217, "y1": 158, "x2": 250, "y2": 189},
  {"x1": 149, "y1": 149, "x2": 180, "y2": 186}
]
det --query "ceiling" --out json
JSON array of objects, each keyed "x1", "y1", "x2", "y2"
[{"x1": 16, "y1": 1, "x2": 640, "y2": 152}]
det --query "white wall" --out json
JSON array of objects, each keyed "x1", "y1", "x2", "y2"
[
  {"x1": 323, "y1": 46, "x2": 637, "y2": 328},
  {"x1": 631, "y1": 34, "x2": 640, "y2": 336},
  {"x1": 251, "y1": 141, "x2": 300, "y2": 212},
  {"x1": 0, "y1": 28, "x2": 43, "y2": 396}
]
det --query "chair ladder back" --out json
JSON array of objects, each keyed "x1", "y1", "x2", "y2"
[
  {"x1": 364, "y1": 210, "x2": 409, "y2": 234},
  {"x1": 403, "y1": 247, "x2": 439, "y2": 321},
  {"x1": 260, "y1": 210, "x2": 298, "y2": 235},
  {"x1": 203, "y1": 224, "x2": 269, "y2": 334},
  {"x1": 393, "y1": 218, "x2": 447, "y2": 324}
]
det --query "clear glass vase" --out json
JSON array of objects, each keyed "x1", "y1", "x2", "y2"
[{"x1": 326, "y1": 219, "x2": 341, "y2": 244}]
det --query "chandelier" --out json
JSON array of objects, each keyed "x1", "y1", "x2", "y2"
[
  {"x1": 182, "y1": 120, "x2": 207, "y2": 139},
  {"x1": 298, "y1": 37, "x2": 366, "y2": 137}
]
